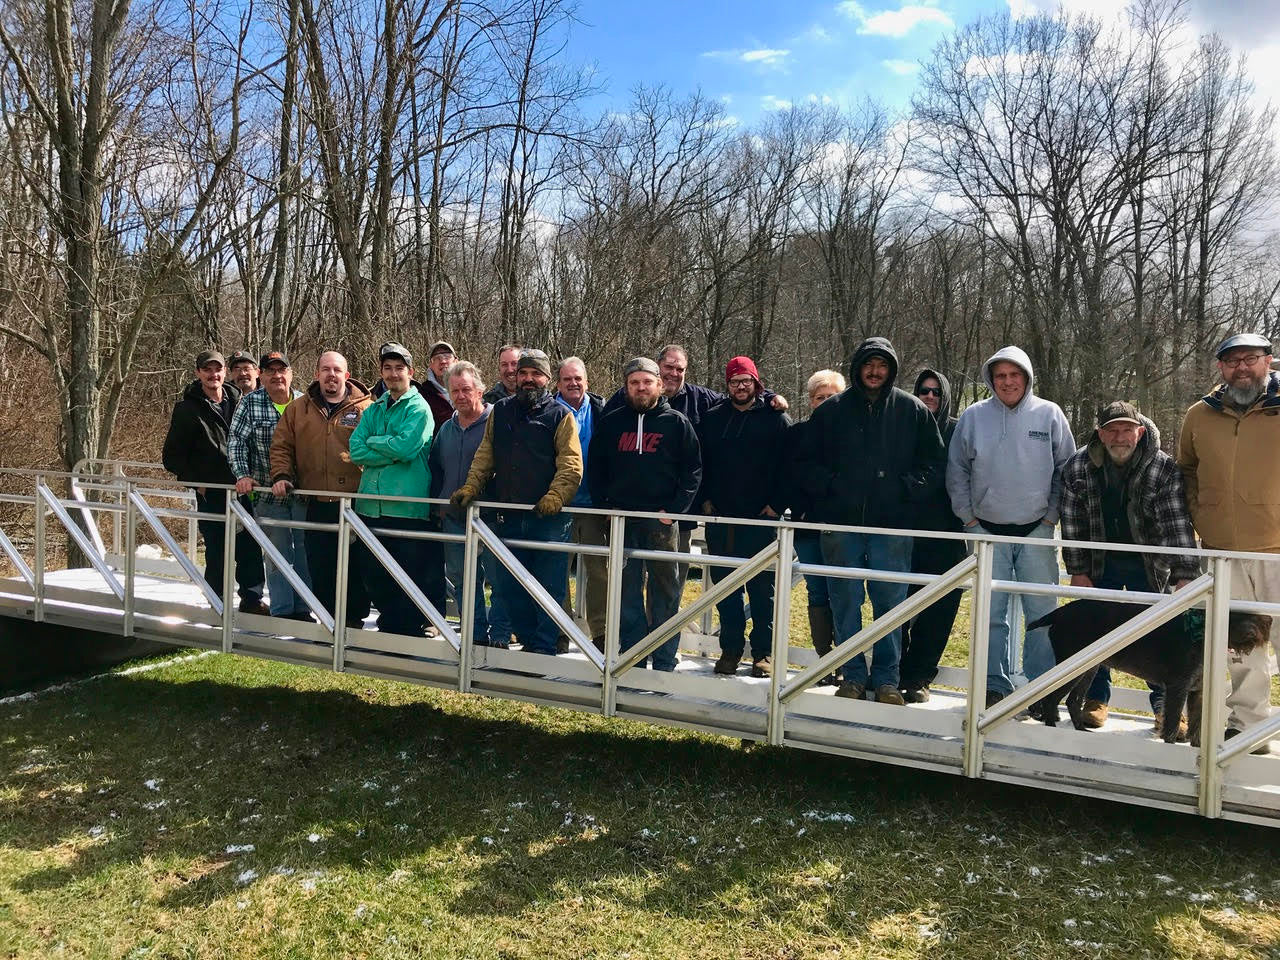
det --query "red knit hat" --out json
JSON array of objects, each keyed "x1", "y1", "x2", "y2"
[{"x1": 725, "y1": 356, "x2": 762, "y2": 393}]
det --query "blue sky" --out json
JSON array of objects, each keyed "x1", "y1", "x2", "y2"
[
  {"x1": 563, "y1": 0, "x2": 1017, "y2": 125},
  {"x1": 561, "y1": 0, "x2": 1280, "y2": 128}
]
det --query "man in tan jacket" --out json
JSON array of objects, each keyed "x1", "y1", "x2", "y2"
[
  {"x1": 451, "y1": 349, "x2": 582, "y2": 654},
  {"x1": 1177, "y1": 332, "x2": 1280, "y2": 751},
  {"x1": 270, "y1": 351, "x2": 374, "y2": 626}
]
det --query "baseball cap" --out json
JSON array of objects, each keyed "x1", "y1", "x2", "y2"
[
  {"x1": 259, "y1": 350, "x2": 290, "y2": 369},
  {"x1": 1097, "y1": 400, "x2": 1142, "y2": 428},
  {"x1": 428, "y1": 340, "x2": 455, "y2": 358},
  {"x1": 195, "y1": 350, "x2": 225, "y2": 369},
  {"x1": 379, "y1": 341, "x2": 413, "y2": 367},
  {"x1": 1215, "y1": 333, "x2": 1271, "y2": 359},
  {"x1": 623, "y1": 356, "x2": 660, "y2": 378},
  {"x1": 227, "y1": 349, "x2": 256, "y2": 368}
]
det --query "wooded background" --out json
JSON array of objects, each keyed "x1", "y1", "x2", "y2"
[{"x1": 0, "y1": 0, "x2": 1276, "y2": 476}]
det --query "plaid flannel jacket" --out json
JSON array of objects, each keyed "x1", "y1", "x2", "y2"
[
  {"x1": 227, "y1": 387, "x2": 302, "y2": 506},
  {"x1": 1059, "y1": 421, "x2": 1199, "y2": 590}
]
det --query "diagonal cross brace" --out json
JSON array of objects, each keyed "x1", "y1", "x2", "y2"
[
  {"x1": 779, "y1": 553, "x2": 977, "y2": 702},
  {"x1": 230, "y1": 500, "x2": 334, "y2": 632},
  {"x1": 344, "y1": 509, "x2": 461, "y2": 652},
  {"x1": 38, "y1": 483, "x2": 124, "y2": 602},
  {"x1": 612, "y1": 538, "x2": 780, "y2": 678},
  {"x1": 128, "y1": 490, "x2": 224, "y2": 615}
]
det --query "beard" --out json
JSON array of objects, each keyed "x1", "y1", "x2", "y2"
[
  {"x1": 1225, "y1": 378, "x2": 1266, "y2": 409},
  {"x1": 517, "y1": 384, "x2": 548, "y2": 408},
  {"x1": 1105, "y1": 443, "x2": 1137, "y2": 466},
  {"x1": 627, "y1": 392, "x2": 659, "y2": 412}
]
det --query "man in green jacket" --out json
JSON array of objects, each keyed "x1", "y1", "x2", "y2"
[{"x1": 347, "y1": 342, "x2": 444, "y2": 636}]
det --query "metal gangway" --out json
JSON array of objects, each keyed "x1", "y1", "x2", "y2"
[{"x1": 1, "y1": 462, "x2": 1278, "y2": 828}]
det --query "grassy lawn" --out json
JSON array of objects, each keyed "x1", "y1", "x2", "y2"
[{"x1": 2, "y1": 649, "x2": 1278, "y2": 959}]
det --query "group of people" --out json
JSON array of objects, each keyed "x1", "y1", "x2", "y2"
[{"x1": 161, "y1": 332, "x2": 1280, "y2": 745}]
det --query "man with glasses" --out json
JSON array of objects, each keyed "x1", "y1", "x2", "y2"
[{"x1": 1177, "y1": 333, "x2": 1280, "y2": 752}]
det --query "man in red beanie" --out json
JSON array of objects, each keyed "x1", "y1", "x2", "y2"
[{"x1": 696, "y1": 356, "x2": 792, "y2": 677}]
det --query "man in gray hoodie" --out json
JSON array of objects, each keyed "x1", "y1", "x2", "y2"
[{"x1": 946, "y1": 346, "x2": 1075, "y2": 708}]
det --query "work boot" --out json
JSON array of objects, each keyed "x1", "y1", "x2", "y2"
[
  {"x1": 984, "y1": 690, "x2": 1005, "y2": 709},
  {"x1": 556, "y1": 635, "x2": 570, "y2": 654},
  {"x1": 901, "y1": 685, "x2": 931, "y2": 703},
  {"x1": 714, "y1": 653, "x2": 742, "y2": 676},
  {"x1": 834, "y1": 682, "x2": 866, "y2": 700},
  {"x1": 875, "y1": 684, "x2": 906, "y2": 705},
  {"x1": 1081, "y1": 699, "x2": 1108, "y2": 729},
  {"x1": 750, "y1": 657, "x2": 772, "y2": 678},
  {"x1": 238, "y1": 597, "x2": 271, "y2": 617},
  {"x1": 807, "y1": 605, "x2": 839, "y2": 686}
]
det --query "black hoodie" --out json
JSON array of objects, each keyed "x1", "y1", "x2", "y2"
[
  {"x1": 587, "y1": 396, "x2": 702, "y2": 514},
  {"x1": 696, "y1": 395, "x2": 792, "y2": 517},
  {"x1": 162, "y1": 379, "x2": 243, "y2": 484},
  {"x1": 912, "y1": 367, "x2": 963, "y2": 532},
  {"x1": 793, "y1": 338, "x2": 944, "y2": 528}
]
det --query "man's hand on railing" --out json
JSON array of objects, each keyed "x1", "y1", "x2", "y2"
[
  {"x1": 1172, "y1": 578, "x2": 1193, "y2": 591},
  {"x1": 534, "y1": 493, "x2": 563, "y2": 516},
  {"x1": 271, "y1": 480, "x2": 293, "y2": 497},
  {"x1": 658, "y1": 509, "x2": 672, "y2": 526},
  {"x1": 450, "y1": 485, "x2": 477, "y2": 510},
  {"x1": 235, "y1": 477, "x2": 255, "y2": 496},
  {"x1": 1070, "y1": 574, "x2": 1093, "y2": 588}
]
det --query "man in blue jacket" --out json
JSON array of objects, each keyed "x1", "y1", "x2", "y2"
[
  {"x1": 794, "y1": 338, "x2": 944, "y2": 704},
  {"x1": 946, "y1": 345, "x2": 1075, "y2": 709},
  {"x1": 556, "y1": 357, "x2": 607, "y2": 649}
]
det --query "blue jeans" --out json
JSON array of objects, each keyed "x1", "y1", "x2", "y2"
[
  {"x1": 491, "y1": 512, "x2": 571, "y2": 655},
  {"x1": 256, "y1": 499, "x2": 312, "y2": 617},
  {"x1": 619, "y1": 518, "x2": 682, "y2": 671},
  {"x1": 821, "y1": 531, "x2": 913, "y2": 689},
  {"x1": 978, "y1": 523, "x2": 1059, "y2": 697},
  {"x1": 795, "y1": 530, "x2": 829, "y2": 608},
  {"x1": 443, "y1": 513, "x2": 489, "y2": 644}
]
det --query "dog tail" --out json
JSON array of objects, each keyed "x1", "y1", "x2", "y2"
[{"x1": 1026, "y1": 609, "x2": 1061, "y2": 632}]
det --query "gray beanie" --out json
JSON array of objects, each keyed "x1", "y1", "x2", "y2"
[
  {"x1": 623, "y1": 356, "x2": 660, "y2": 378},
  {"x1": 516, "y1": 349, "x2": 552, "y2": 378}
]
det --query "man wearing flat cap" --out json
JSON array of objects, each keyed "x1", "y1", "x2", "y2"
[
  {"x1": 1060, "y1": 400, "x2": 1199, "y2": 732},
  {"x1": 1177, "y1": 333, "x2": 1280, "y2": 752},
  {"x1": 451, "y1": 349, "x2": 583, "y2": 655}
]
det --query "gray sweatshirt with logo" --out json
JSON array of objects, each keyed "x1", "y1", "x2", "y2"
[{"x1": 945, "y1": 346, "x2": 1076, "y2": 527}]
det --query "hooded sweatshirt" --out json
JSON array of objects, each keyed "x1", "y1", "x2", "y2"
[
  {"x1": 793, "y1": 337, "x2": 944, "y2": 528},
  {"x1": 696, "y1": 395, "x2": 792, "y2": 518},
  {"x1": 946, "y1": 346, "x2": 1075, "y2": 530},
  {"x1": 587, "y1": 396, "x2": 702, "y2": 514},
  {"x1": 912, "y1": 367, "x2": 963, "y2": 533}
]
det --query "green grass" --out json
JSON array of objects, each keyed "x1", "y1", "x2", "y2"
[{"x1": 2, "y1": 650, "x2": 1278, "y2": 959}]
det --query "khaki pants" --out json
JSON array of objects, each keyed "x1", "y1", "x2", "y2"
[
  {"x1": 1226, "y1": 557, "x2": 1280, "y2": 731},
  {"x1": 566, "y1": 513, "x2": 609, "y2": 640}
]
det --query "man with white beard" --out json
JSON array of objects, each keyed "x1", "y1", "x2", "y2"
[
  {"x1": 1059, "y1": 401, "x2": 1199, "y2": 732},
  {"x1": 1177, "y1": 333, "x2": 1280, "y2": 753}
]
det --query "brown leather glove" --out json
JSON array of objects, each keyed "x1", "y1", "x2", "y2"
[
  {"x1": 450, "y1": 485, "x2": 477, "y2": 509},
  {"x1": 534, "y1": 493, "x2": 563, "y2": 516}
]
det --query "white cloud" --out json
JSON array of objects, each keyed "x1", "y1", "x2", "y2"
[
  {"x1": 838, "y1": 1, "x2": 954, "y2": 38},
  {"x1": 883, "y1": 58, "x2": 920, "y2": 75},
  {"x1": 761, "y1": 95, "x2": 793, "y2": 111},
  {"x1": 740, "y1": 48, "x2": 790, "y2": 65},
  {"x1": 806, "y1": 93, "x2": 837, "y2": 105}
]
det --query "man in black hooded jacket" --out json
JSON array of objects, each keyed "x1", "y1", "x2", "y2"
[
  {"x1": 794, "y1": 338, "x2": 944, "y2": 704},
  {"x1": 897, "y1": 367, "x2": 966, "y2": 702},
  {"x1": 162, "y1": 350, "x2": 267, "y2": 613}
]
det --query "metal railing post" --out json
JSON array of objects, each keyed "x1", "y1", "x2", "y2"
[
  {"x1": 458, "y1": 505, "x2": 479, "y2": 694},
  {"x1": 186, "y1": 490, "x2": 198, "y2": 560},
  {"x1": 123, "y1": 483, "x2": 136, "y2": 637},
  {"x1": 33, "y1": 475, "x2": 45, "y2": 622},
  {"x1": 601, "y1": 513, "x2": 625, "y2": 717},
  {"x1": 112, "y1": 462, "x2": 124, "y2": 557},
  {"x1": 767, "y1": 524, "x2": 795, "y2": 746},
  {"x1": 332, "y1": 498, "x2": 352, "y2": 672},
  {"x1": 963, "y1": 539, "x2": 993, "y2": 779},
  {"x1": 1199, "y1": 556, "x2": 1231, "y2": 819},
  {"x1": 221, "y1": 495, "x2": 236, "y2": 654}
]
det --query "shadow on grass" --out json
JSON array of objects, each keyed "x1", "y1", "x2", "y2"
[{"x1": 1, "y1": 664, "x2": 1273, "y2": 934}]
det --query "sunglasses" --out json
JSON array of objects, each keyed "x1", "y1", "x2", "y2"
[{"x1": 917, "y1": 387, "x2": 942, "y2": 397}]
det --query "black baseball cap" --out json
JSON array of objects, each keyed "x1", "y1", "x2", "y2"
[
  {"x1": 227, "y1": 349, "x2": 256, "y2": 368},
  {"x1": 379, "y1": 341, "x2": 413, "y2": 366},
  {"x1": 195, "y1": 350, "x2": 225, "y2": 369},
  {"x1": 1215, "y1": 333, "x2": 1272, "y2": 359},
  {"x1": 1097, "y1": 400, "x2": 1141, "y2": 428},
  {"x1": 259, "y1": 350, "x2": 290, "y2": 369}
]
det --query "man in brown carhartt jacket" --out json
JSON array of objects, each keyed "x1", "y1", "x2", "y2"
[
  {"x1": 270, "y1": 351, "x2": 374, "y2": 625},
  {"x1": 1176, "y1": 332, "x2": 1280, "y2": 750}
]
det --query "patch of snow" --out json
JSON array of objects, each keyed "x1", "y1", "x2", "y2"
[
  {"x1": 144, "y1": 779, "x2": 161, "y2": 791},
  {"x1": 88, "y1": 825, "x2": 105, "y2": 838},
  {"x1": 235, "y1": 869, "x2": 258, "y2": 885},
  {"x1": 307, "y1": 833, "x2": 322, "y2": 843},
  {"x1": 226, "y1": 844, "x2": 255, "y2": 854}
]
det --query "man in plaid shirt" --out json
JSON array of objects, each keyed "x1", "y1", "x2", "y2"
[
  {"x1": 228, "y1": 351, "x2": 310, "y2": 619},
  {"x1": 1059, "y1": 400, "x2": 1199, "y2": 732}
]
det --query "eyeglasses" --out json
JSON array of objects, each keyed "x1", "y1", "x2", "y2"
[
  {"x1": 1221, "y1": 353, "x2": 1268, "y2": 369},
  {"x1": 728, "y1": 377, "x2": 756, "y2": 387},
  {"x1": 916, "y1": 387, "x2": 941, "y2": 397}
]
